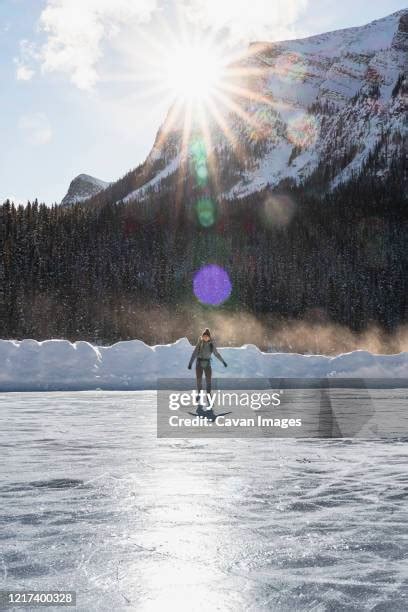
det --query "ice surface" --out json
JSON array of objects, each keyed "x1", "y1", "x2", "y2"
[
  {"x1": 0, "y1": 339, "x2": 407, "y2": 391},
  {"x1": 0, "y1": 391, "x2": 407, "y2": 611}
]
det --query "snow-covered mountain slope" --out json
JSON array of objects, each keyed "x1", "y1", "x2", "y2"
[
  {"x1": 98, "y1": 10, "x2": 406, "y2": 206},
  {"x1": 61, "y1": 174, "x2": 110, "y2": 205},
  {"x1": 226, "y1": 8, "x2": 407, "y2": 197}
]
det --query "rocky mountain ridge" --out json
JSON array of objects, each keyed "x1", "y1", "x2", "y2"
[
  {"x1": 61, "y1": 174, "x2": 110, "y2": 205},
  {"x1": 71, "y1": 10, "x2": 407, "y2": 207}
]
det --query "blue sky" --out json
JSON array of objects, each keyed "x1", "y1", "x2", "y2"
[{"x1": 1, "y1": 0, "x2": 406, "y2": 204}]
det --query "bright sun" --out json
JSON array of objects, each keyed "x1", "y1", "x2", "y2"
[
  {"x1": 134, "y1": 21, "x2": 263, "y2": 175},
  {"x1": 164, "y1": 43, "x2": 225, "y2": 103}
]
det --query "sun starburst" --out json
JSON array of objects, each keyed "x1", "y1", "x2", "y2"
[{"x1": 112, "y1": 15, "x2": 300, "y2": 203}]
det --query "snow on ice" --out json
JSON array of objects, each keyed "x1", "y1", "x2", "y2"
[{"x1": 0, "y1": 338, "x2": 407, "y2": 391}]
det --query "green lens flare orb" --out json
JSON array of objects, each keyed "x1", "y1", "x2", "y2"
[
  {"x1": 190, "y1": 138, "x2": 207, "y2": 165},
  {"x1": 190, "y1": 139, "x2": 209, "y2": 186},
  {"x1": 196, "y1": 163, "x2": 208, "y2": 186},
  {"x1": 196, "y1": 198, "x2": 215, "y2": 227}
]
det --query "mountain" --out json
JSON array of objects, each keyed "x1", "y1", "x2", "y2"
[
  {"x1": 61, "y1": 174, "x2": 110, "y2": 205},
  {"x1": 2, "y1": 10, "x2": 407, "y2": 344},
  {"x1": 87, "y1": 10, "x2": 406, "y2": 208}
]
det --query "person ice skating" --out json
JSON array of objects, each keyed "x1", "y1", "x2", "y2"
[{"x1": 188, "y1": 329, "x2": 227, "y2": 407}]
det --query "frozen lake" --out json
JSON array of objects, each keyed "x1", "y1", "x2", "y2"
[{"x1": 0, "y1": 391, "x2": 407, "y2": 611}]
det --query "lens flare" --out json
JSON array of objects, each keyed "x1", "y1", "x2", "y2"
[
  {"x1": 190, "y1": 138, "x2": 207, "y2": 162},
  {"x1": 164, "y1": 42, "x2": 224, "y2": 103},
  {"x1": 196, "y1": 198, "x2": 216, "y2": 227},
  {"x1": 274, "y1": 52, "x2": 306, "y2": 83},
  {"x1": 190, "y1": 138, "x2": 209, "y2": 186},
  {"x1": 247, "y1": 107, "x2": 279, "y2": 143},
  {"x1": 262, "y1": 194, "x2": 296, "y2": 228},
  {"x1": 287, "y1": 113, "x2": 319, "y2": 148},
  {"x1": 196, "y1": 164, "x2": 208, "y2": 184},
  {"x1": 193, "y1": 264, "x2": 232, "y2": 306}
]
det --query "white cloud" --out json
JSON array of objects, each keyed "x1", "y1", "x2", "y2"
[
  {"x1": 14, "y1": 39, "x2": 38, "y2": 81},
  {"x1": 16, "y1": 64, "x2": 35, "y2": 81},
  {"x1": 18, "y1": 113, "x2": 53, "y2": 145},
  {"x1": 182, "y1": 0, "x2": 309, "y2": 43},
  {"x1": 22, "y1": 0, "x2": 308, "y2": 91},
  {"x1": 38, "y1": 0, "x2": 158, "y2": 90}
]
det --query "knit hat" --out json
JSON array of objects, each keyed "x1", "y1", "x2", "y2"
[{"x1": 202, "y1": 328, "x2": 211, "y2": 337}]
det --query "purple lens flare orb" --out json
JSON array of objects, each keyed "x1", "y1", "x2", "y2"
[{"x1": 193, "y1": 264, "x2": 232, "y2": 306}]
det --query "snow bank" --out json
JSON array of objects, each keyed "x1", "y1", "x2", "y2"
[{"x1": 0, "y1": 338, "x2": 407, "y2": 391}]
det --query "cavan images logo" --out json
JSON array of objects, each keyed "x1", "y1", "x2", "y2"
[{"x1": 156, "y1": 378, "x2": 402, "y2": 439}]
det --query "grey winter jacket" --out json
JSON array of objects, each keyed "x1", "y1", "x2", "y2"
[{"x1": 188, "y1": 338, "x2": 226, "y2": 368}]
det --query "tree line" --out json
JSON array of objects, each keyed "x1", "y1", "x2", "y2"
[{"x1": 0, "y1": 148, "x2": 406, "y2": 347}]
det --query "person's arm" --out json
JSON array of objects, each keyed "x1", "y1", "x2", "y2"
[
  {"x1": 212, "y1": 341, "x2": 227, "y2": 367},
  {"x1": 188, "y1": 340, "x2": 200, "y2": 369}
]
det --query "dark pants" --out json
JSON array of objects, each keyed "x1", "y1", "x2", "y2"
[{"x1": 196, "y1": 361, "x2": 212, "y2": 395}]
